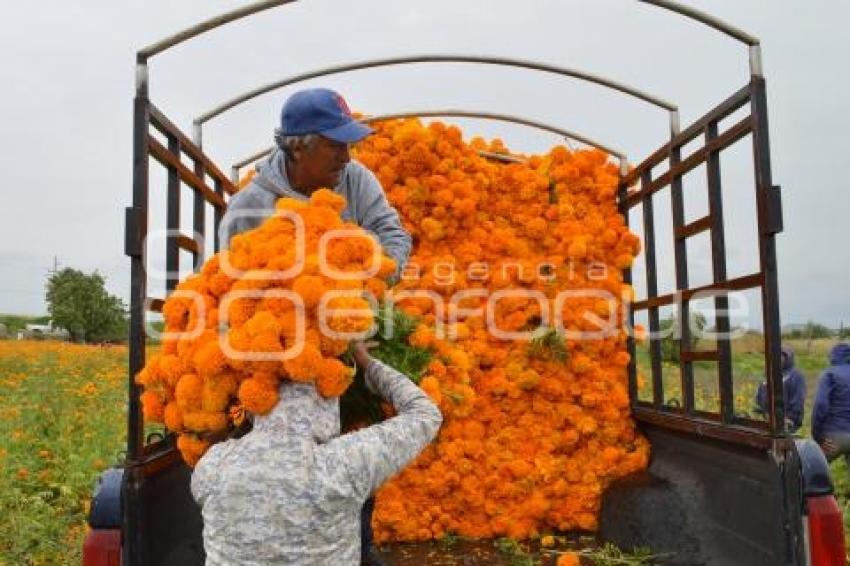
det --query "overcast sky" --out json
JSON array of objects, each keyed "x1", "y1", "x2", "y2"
[{"x1": 0, "y1": 0, "x2": 847, "y2": 330}]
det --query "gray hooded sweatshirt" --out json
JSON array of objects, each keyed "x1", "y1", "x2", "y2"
[
  {"x1": 191, "y1": 359, "x2": 442, "y2": 565},
  {"x1": 220, "y1": 148, "x2": 411, "y2": 277}
]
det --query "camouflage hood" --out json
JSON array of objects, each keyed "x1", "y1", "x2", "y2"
[{"x1": 252, "y1": 381, "x2": 340, "y2": 444}]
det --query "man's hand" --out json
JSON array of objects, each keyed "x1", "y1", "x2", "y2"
[
  {"x1": 352, "y1": 341, "x2": 379, "y2": 371},
  {"x1": 821, "y1": 438, "x2": 839, "y2": 458}
]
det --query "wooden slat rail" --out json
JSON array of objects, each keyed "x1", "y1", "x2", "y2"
[
  {"x1": 631, "y1": 272, "x2": 764, "y2": 311},
  {"x1": 676, "y1": 215, "x2": 713, "y2": 240},
  {"x1": 622, "y1": 84, "x2": 752, "y2": 188},
  {"x1": 680, "y1": 350, "x2": 719, "y2": 362},
  {"x1": 147, "y1": 298, "x2": 164, "y2": 313},
  {"x1": 149, "y1": 104, "x2": 238, "y2": 196},
  {"x1": 626, "y1": 116, "x2": 752, "y2": 208},
  {"x1": 148, "y1": 137, "x2": 227, "y2": 209},
  {"x1": 176, "y1": 234, "x2": 200, "y2": 254}
]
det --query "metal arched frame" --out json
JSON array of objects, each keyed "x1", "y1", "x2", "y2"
[
  {"x1": 135, "y1": 0, "x2": 763, "y2": 174},
  {"x1": 228, "y1": 109, "x2": 631, "y2": 182},
  {"x1": 191, "y1": 54, "x2": 680, "y2": 148},
  {"x1": 137, "y1": 0, "x2": 761, "y2": 62},
  {"x1": 135, "y1": 0, "x2": 763, "y2": 84}
]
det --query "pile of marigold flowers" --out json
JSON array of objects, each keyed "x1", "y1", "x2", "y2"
[
  {"x1": 352, "y1": 119, "x2": 650, "y2": 541},
  {"x1": 137, "y1": 117, "x2": 650, "y2": 542},
  {"x1": 135, "y1": 189, "x2": 396, "y2": 465}
]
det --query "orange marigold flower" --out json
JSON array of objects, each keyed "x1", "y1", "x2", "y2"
[
  {"x1": 282, "y1": 344, "x2": 323, "y2": 383},
  {"x1": 320, "y1": 334, "x2": 349, "y2": 358},
  {"x1": 237, "y1": 377, "x2": 279, "y2": 415},
  {"x1": 315, "y1": 358, "x2": 354, "y2": 398},
  {"x1": 193, "y1": 339, "x2": 226, "y2": 379},
  {"x1": 174, "y1": 374, "x2": 203, "y2": 411},
  {"x1": 292, "y1": 275, "x2": 328, "y2": 309},
  {"x1": 420, "y1": 376, "x2": 442, "y2": 406},
  {"x1": 176, "y1": 434, "x2": 210, "y2": 467},
  {"x1": 556, "y1": 552, "x2": 580, "y2": 566},
  {"x1": 163, "y1": 402, "x2": 184, "y2": 432},
  {"x1": 202, "y1": 372, "x2": 238, "y2": 412},
  {"x1": 141, "y1": 391, "x2": 165, "y2": 423},
  {"x1": 183, "y1": 411, "x2": 228, "y2": 433},
  {"x1": 309, "y1": 188, "x2": 346, "y2": 213}
]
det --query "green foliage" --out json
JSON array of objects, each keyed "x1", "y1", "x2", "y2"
[
  {"x1": 529, "y1": 327, "x2": 569, "y2": 362},
  {"x1": 0, "y1": 314, "x2": 51, "y2": 336},
  {"x1": 659, "y1": 312, "x2": 706, "y2": 363},
  {"x1": 369, "y1": 305, "x2": 433, "y2": 384},
  {"x1": 340, "y1": 305, "x2": 432, "y2": 430},
  {"x1": 45, "y1": 268, "x2": 127, "y2": 343},
  {"x1": 494, "y1": 537, "x2": 537, "y2": 566},
  {"x1": 784, "y1": 320, "x2": 834, "y2": 340},
  {"x1": 573, "y1": 542, "x2": 663, "y2": 565}
]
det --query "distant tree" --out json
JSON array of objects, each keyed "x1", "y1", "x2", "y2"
[
  {"x1": 804, "y1": 320, "x2": 833, "y2": 340},
  {"x1": 45, "y1": 268, "x2": 127, "y2": 343},
  {"x1": 660, "y1": 311, "x2": 707, "y2": 363}
]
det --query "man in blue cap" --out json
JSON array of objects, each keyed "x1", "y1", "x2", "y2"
[
  {"x1": 212, "y1": 89, "x2": 415, "y2": 565},
  {"x1": 221, "y1": 87, "x2": 411, "y2": 279}
]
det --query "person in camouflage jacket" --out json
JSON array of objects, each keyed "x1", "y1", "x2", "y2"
[{"x1": 191, "y1": 343, "x2": 443, "y2": 565}]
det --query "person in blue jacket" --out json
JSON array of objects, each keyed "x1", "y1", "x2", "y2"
[
  {"x1": 812, "y1": 343, "x2": 850, "y2": 462},
  {"x1": 755, "y1": 346, "x2": 807, "y2": 432}
]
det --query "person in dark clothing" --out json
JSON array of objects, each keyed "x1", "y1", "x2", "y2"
[
  {"x1": 812, "y1": 343, "x2": 850, "y2": 463},
  {"x1": 755, "y1": 345, "x2": 807, "y2": 432}
]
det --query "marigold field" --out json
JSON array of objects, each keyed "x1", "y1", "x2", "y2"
[{"x1": 0, "y1": 340, "x2": 126, "y2": 565}]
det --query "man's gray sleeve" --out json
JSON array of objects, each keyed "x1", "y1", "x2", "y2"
[
  {"x1": 354, "y1": 168, "x2": 412, "y2": 277},
  {"x1": 321, "y1": 359, "x2": 442, "y2": 501}
]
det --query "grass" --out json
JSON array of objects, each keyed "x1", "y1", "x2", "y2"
[
  {"x1": 0, "y1": 340, "x2": 127, "y2": 565},
  {"x1": 1, "y1": 335, "x2": 848, "y2": 563}
]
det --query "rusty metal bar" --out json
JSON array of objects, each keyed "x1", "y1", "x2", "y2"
[
  {"x1": 618, "y1": 179, "x2": 638, "y2": 406},
  {"x1": 633, "y1": 408, "x2": 776, "y2": 451},
  {"x1": 705, "y1": 120, "x2": 735, "y2": 424},
  {"x1": 165, "y1": 135, "x2": 180, "y2": 294},
  {"x1": 750, "y1": 77, "x2": 785, "y2": 436},
  {"x1": 669, "y1": 142, "x2": 695, "y2": 414},
  {"x1": 193, "y1": 158, "x2": 206, "y2": 267},
  {"x1": 124, "y1": 93, "x2": 150, "y2": 566},
  {"x1": 641, "y1": 170, "x2": 663, "y2": 410},
  {"x1": 213, "y1": 178, "x2": 225, "y2": 253}
]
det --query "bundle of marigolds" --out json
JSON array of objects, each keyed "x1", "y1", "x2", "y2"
[
  {"x1": 135, "y1": 189, "x2": 396, "y2": 465},
  {"x1": 352, "y1": 119, "x2": 650, "y2": 541}
]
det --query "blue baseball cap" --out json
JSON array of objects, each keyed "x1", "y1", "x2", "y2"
[{"x1": 280, "y1": 88, "x2": 372, "y2": 143}]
